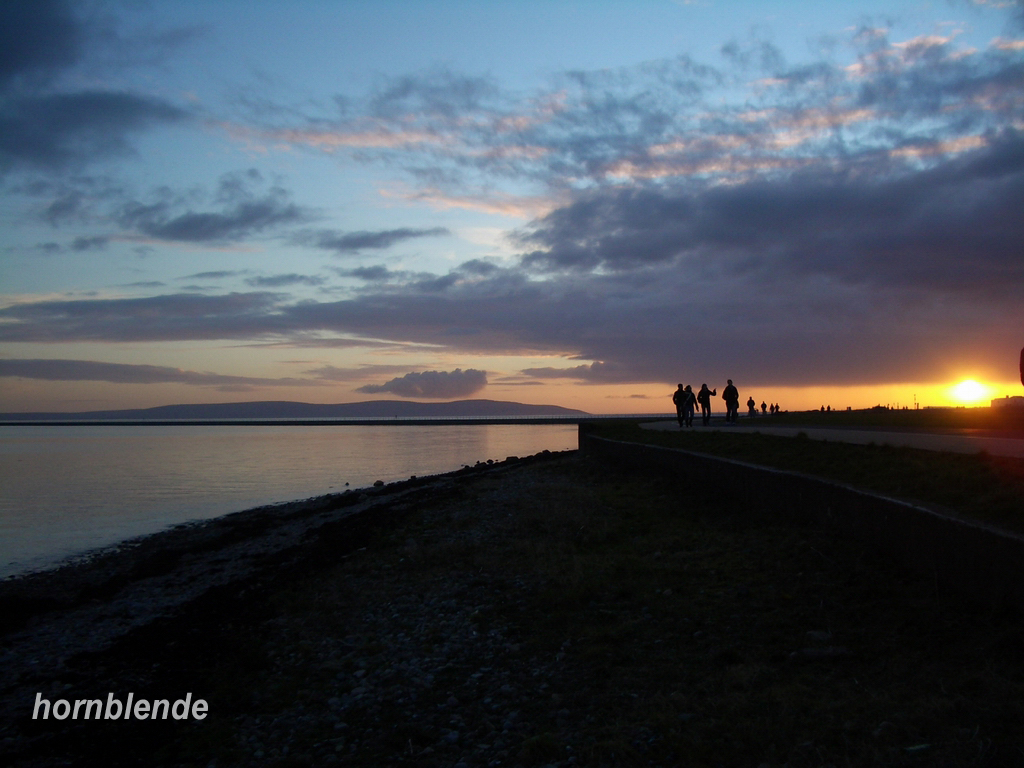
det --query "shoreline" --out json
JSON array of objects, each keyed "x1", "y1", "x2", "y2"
[{"x1": 0, "y1": 452, "x2": 563, "y2": 724}]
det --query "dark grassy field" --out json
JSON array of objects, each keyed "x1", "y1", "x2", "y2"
[
  {"x1": 588, "y1": 419, "x2": 1024, "y2": 536},
  {"x1": 755, "y1": 405, "x2": 1024, "y2": 435}
]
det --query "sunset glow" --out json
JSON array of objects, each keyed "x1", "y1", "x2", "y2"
[{"x1": 950, "y1": 379, "x2": 990, "y2": 405}]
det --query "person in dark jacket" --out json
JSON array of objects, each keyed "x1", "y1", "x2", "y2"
[
  {"x1": 697, "y1": 383, "x2": 716, "y2": 426},
  {"x1": 681, "y1": 385, "x2": 698, "y2": 427},
  {"x1": 672, "y1": 384, "x2": 686, "y2": 428},
  {"x1": 722, "y1": 379, "x2": 739, "y2": 424}
]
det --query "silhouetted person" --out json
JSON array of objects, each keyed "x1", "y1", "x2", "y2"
[
  {"x1": 761, "y1": 401, "x2": 767, "y2": 415},
  {"x1": 747, "y1": 396, "x2": 756, "y2": 417},
  {"x1": 697, "y1": 383, "x2": 716, "y2": 426},
  {"x1": 722, "y1": 379, "x2": 739, "y2": 424},
  {"x1": 1020, "y1": 346, "x2": 1023, "y2": 387},
  {"x1": 672, "y1": 384, "x2": 686, "y2": 428},
  {"x1": 681, "y1": 385, "x2": 698, "y2": 427}
]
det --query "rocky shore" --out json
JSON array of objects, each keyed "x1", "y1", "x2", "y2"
[{"x1": 3, "y1": 448, "x2": 1024, "y2": 767}]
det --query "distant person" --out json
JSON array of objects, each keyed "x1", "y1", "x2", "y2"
[
  {"x1": 747, "y1": 396, "x2": 756, "y2": 417},
  {"x1": 672, "y1": 384, "x2": 686, "y2": 428},
  {"x1": 760, "y1": 401, "x2": 767, "y2": 415},
  {"x1": 678, "y1": 385, "x2": 697, "y2": 427},
  {"x1": 722, "y1": 380, "x2": 739, "y2": 424},
  {"x1": 697, "y1": 383, "x2": 716, "y2": 426},
  {"x1": 1020, "y1": 346, "x2": 1023, "y2": 387}
]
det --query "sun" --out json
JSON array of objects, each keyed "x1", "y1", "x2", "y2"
[{"x1": 950, "y1": 379, "x2": 988, "y2": 404}]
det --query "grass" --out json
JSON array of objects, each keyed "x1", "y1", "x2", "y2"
[
  {"x1": 587, "y1": 419, "x2": 1024, "y2": 536},
  {"x1": 752, "y1": 405, "x2": 1024, "y2": 433},
  {"x1": 470, "y1": 457, "x2": 1024, "y2": 766}
]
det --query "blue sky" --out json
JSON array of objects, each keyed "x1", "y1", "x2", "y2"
[{"x1": 2, "y1": 0, "x2": 1023, "y2": 413}]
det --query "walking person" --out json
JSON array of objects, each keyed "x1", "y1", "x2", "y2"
[
  {"x1": 672, "y1": 384, "x2": 686, "y2": 428},
  {"x1": 697, "y1": 383, "x2": 716, "y2": 426},
  {"x1": 681, "y1": 385, "x2": 698, "y2": 427},
  {"x1": 747, "y1": 396, "x2": 756, "y2": 418},
  {"x1": 722, "y1": 379, "x2": 739, "y2": 424}
]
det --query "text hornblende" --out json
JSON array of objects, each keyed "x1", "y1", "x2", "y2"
[{"x1": 32, "y1": 692, "x2": 208, "y2": 721}]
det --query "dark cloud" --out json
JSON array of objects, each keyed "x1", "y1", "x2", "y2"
[
  {"x1": 0, "y1": 91, "x2": 190, "y2": 174},
  {"x1": 119, "y1": 171, "x2": 305, "y2": 243},
  {"x1": 303, "y1": 364, "x2": 417, "y2": 381},
  {"x1": 356, "y1": 368, "x2": 487, "y2": 398},
  {"x1": 0, "y1": 0, "x2": 82, "y2": 88},
  {"x1": 457, "y1": 259, "x2": 499, "y2": 276},
  {"x1": 246, "y1": 274, "x2": 326, "y2": 288},
  {"x1": 520, "y1": 361, "x2": 637, "y2": 384},
  {"x1": 369, "y1": 69, "x2": 499, "y2": 119},
  {"x1": 0, "y1": 292, "x2": 288, "y2": 342},
  {"x1": 181, "y1": 271, "x2": 243, "y2": 280},
  {"x1": 71, "y1": 235, "x2": 107, "y2": 251},
  {"x1": 298, "y1": 227, "x2": 449, "y2": 254},
  {"x1": 0, "y1": 358, "x2": 319, "y2": 389},
  {"x1": 0, "y1": 1, "x2": 198, "y2": 177},
  {"x1": 336, "y1": 265, "x2": 395, "y2": 281},
  {"x1": 519, "y1": 131, "x2": 1024, "y2": 299}
]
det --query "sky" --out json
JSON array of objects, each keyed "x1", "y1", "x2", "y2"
[{"x1": 1, "y1": 0, "x2": 1023, "y2": 415}]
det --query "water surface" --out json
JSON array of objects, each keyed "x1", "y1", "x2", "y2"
[{"x1": 0, "y1": 423, "x2": 578, "y2": 577}]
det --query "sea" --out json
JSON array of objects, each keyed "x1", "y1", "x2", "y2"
[{"x1": 0, "y1": 422, "x2": 579, "y2": 578}]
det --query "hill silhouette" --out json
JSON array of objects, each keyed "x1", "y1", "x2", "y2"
[{"x1": 0, "y1": 399, "x2": 589, "y2": 421}]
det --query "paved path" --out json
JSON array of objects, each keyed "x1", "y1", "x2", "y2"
[{"x1": 640, "y1": 421, "x2": 1024, "y2": 459}]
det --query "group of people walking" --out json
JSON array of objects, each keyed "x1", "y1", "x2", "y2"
[{"x1": 672, "y1": 380, "x2": 779, "y2": 428}]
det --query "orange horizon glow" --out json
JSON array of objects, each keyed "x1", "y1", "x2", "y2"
[{"x1": 2, "y1": 375, "x2": 1020, "y2": 416}]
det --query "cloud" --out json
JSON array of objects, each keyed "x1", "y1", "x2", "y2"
[
  {"x1": 0, "y1": 358, "x2": 320, "y2": 389},
  {"x1": 296, "y1": 226, "x2": 450, "y2": 254},
  {"x1": 369, "y1": 69, "x2": 500, "y2": 119},
  {"x1": 0, "y1": 91, "x2": 190, "y2": 174},
  {"x1": 355, "y1": 368, "x2": 487, "y2": 398},
  {"x1": 71, "y1": 235, "x2": 108, "y2": 251},
  {"x1": 519, "y1": 361, "x2": 638, "y2": 384},
  {"x1": 118, "y1": 170, "x2": 305, "y2": 243},
  {"x1": 303, "y1": 364, "x2": 417, "y2": 382},
  {"x1": 519, "y1": 130, "x2": 1024, "y2": 298},
  {"x1": 181, "y1": 271, "x2": 243, "y2": 280},
  {"x1": 336, "y1": 265, "x2": 395, "y2": 281},
  {"x1": 246, "y1": 273, "x2": 326, "y2": 288},
  {"x1": 0, "y1": 292, "x2": 289, "y2": 342},
  {"x1": 0, "y1": 0, "x2": 202, "y2": 177},
  {"x1": 0, "y1": 0, "x2": 83, "y2": 88}
]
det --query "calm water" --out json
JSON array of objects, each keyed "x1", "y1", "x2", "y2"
[{"x1": 0, "y1": 424, "x2": 578, "y2": 578}]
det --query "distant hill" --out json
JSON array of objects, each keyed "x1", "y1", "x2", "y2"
[{"x1": 0, "y1": 399, "x2": 590, "y2": 421}]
